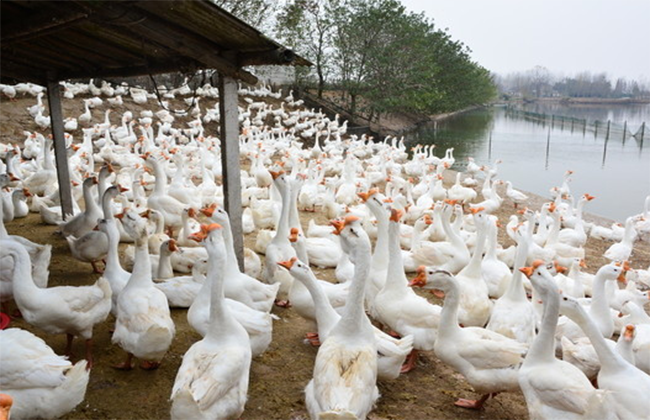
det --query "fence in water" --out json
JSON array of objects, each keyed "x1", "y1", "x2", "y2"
[{"x1": 504, "y1": 106, "x2": 646, "y2": 145}]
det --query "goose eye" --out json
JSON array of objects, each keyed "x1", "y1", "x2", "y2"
[{"x1": 563, "y1": 297, "x2": 568, "y2": 301}]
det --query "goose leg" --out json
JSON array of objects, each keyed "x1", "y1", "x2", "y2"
[
  {"x1": 400, "y1": 349, "x2": 419, "y2": 373},
  {"x1": 140, "y1": 360, "x2": 161, "y2": 370},
  {"x1": 274, "y1": 299, "x2": 291, "y2": 308},
  {"x1": 454, "y1": 393, "x2": 493, "y2": 410},
  {"x1": 85, "y1": 339, "x2": 94, "y2": 370},
  {"x1": 65, "y1": 333, "x2": 75, "y2": 358},
  {"x1": 305, "y1": 332, "x2": 321, "y2": 346},
  {"x1": 113, "y1": 352, "x2": 134, "y2": 370},
  {"x1": 91, "y1": 260, "x2": 104, "y2": 274}
]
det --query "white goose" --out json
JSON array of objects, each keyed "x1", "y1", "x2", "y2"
[
  {"x1": 0, "y1": 328, "x2": 90, "y2": 419},
  {"x1": 170, "y1": 224, "x2": 251, "y2": 420},
  {"x1": 111, "y1": 210, "x2": 175, "y2": 370},
  {"x1": 373, "y1": 208, "x2": 440, "y2": 372},
  {"x1": 559, "y1": 295, "x2": 650, "y2": 419},
  {"x1": 4, "y1": 240, "x2": 111, "y2": 368},
  {"x1": 187, "y1": 226, "x2": 274, "y2": 358},
  {"x1": 414, "y1": 267, "x2": 527, "y2": 410},
  {"x1": 305, "y1": 215, "x2": 379, "y2": 420},
  {"x1": 518, "y1": 261, "x2": 614, "y2": 420}
]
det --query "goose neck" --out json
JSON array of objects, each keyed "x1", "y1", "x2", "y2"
[
  {"x1": 337, "y1": 242, "x2": 371, "y2": 336},
  {"x1": 205, "y1": 241, "x2": 239, "y2": 338},
  {"x1": 464, "y1": 218, "x2": 487, "y2": 275},
  {"x1": 526, "y1": 286, "x2": 559, "y2": 365},
  {"x1": 564, "y1": 303, "x2": 624, "y2": 373},
  {"x1": 274, "y1": 180, "x2": 291, "y2": 239},
  {"x1": 384, "y1": 221, "x2": 408, "y2": 292},
  {"x1": 3, "y1": 241, "x2": 39, "y2": 298},
  {"x1": 437, "y1": 280, "x2": 462, "y2": 339},
  {"x1": 129, "y1": 238, "x2": 153, "y2": 288},
  {"x1": 104, "y1": 222, "x2": 125, "y2": 275}
]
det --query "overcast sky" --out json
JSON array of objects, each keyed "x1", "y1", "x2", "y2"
[{"x1": 400, "y1": 0, "x2": 650, "y2": 82}]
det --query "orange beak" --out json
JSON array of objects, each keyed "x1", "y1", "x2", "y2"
[
  {"x1": 548, "y1": 202, "x2": 557, "y2": 213},
  {"x1": 444, "y1": 199, "x2": 458, "y2": 206},
  {"x1": 554, "y1": 262, "x2": 567, "y2": 274},
  {"x1": 118, "y1": 185, "x2": 129, "y2": 193},
  {"x1": 579, "y1": 259, "x2": 587, "y2": 268},
  {"x1": 140, "y1": 209, "x2": 151, "y2": 218},
  {"x1": 519, "y1": 266, "x2": 534, "y2": 277},
  {"x1": 188, "y1": 208, "x2": 197, "y2": 218},
  {"x1": 469, "y1": 206, "x2": 485, "y2": 214},
  {"x1": 585, "y1": 194, "x2": 595, "y2": 201},
  {"x1": 330, "y1": 219, "x2": 344, "y2": 235},
  {"x1": 277, "y1": 257, "x2": 297, "y2": 270},
  {"x1": 623, "y1": 325, "x2": 635, "y2": 341},
  {"x1": 200, "y1": 203, "x2": 218, "y2": 217},
  {"x1": 289, "y1": 227, "x2": 299, "y2": 243},
  {"x1": 423, "y1": 214, "x2": 433, "y2": 225},
  {"x1": 168, "y1": 239, "x2": 179, "y2": 252},
  {"x1": 269, "y1": 170, "x2": 284, "y2": 180},
  {"x1": 408, "y1": 266, "x2": 427, "y2": 288},
  {"x1": 106, "y1": 162, "x2": 115, "y2": 173},
  {"x1": 357, "y1": 191, "x2": 371, "y2": 202},
  {"x1": 343, "y1": 215, "x2": 360, "y2": 226},
  {"x1": 22, "y1": 188, "x2": 32, "y2": 197},
  {"x1": 188, "y1": 223, "x2": 222, "y2": 242},
  {"x1": 389, "y1": 208, "x2": 403, "y2": 222}
]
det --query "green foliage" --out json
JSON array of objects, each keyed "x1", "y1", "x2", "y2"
[{"x1": 274, "y1": 0, "x2": 496, "y2": 116}]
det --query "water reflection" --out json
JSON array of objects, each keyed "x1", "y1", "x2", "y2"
[{"x1": 403, "y1": 105, "x2": 650, "y2": 221}]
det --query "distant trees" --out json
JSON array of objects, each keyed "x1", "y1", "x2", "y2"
[
  {"x1": 496, "y1": 68, "x2": 650, "y2": 99},
  {"x1": 274, "y1": 0, "x2": 497, "y2": 118}
]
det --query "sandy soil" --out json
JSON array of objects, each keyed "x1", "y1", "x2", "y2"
[{"x1": 2, "y1": 93, "x2": 649, "y2": 420}]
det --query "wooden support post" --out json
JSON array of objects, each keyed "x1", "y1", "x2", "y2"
[
  {"x1": 640, "y1": 122, "x2": 645, "y2": 142},
  {"x1": 583, "y1": 119, "x2": 587, "y2": 136},
  {"x1": 46, "y1": 78, "x2": 74, "y2": 220},
  {"x1": 605, "y1": 120, "x2": 611, "y2": 140},
  {"x1": 594, "y1": 120, "x2": 599, "y2": 138},
  {"x1": 218, "y1": 73, "x2": 244, "y2": 270},
  {"x1": 622, "y1": 121, "x2": 627, "y2": 142}
]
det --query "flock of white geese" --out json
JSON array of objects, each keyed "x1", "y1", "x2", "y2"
[{"x1": 0, "y1": 79, "x2": 649, "y2": 420}]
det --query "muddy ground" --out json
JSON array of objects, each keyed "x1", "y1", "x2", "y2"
[{"x1": 2, "y1": 93, "x2": 649, "y2": 420}]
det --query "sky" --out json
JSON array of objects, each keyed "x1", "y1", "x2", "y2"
[{"x1": 400, "y1": 0, "x2": 650, "y2": 82}]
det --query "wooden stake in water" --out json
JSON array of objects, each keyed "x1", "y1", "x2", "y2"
[
  {"x1": 545, "y1": 128, "x2": 551, "y2": 170},
  {"x1": 605, "y1": 120, "x2": 611, "y2": 140},
  {"x1": 622, "y1": 121, "x2": 627, "y2": 143},
  {"x1": 583, "y1": 119, "x2": 587, "y2": 136},
  {"x1": 595, "y1": 120, "x2": 599, "y2": 138},
  {"x1": 488, "y1": 131, "x2": 492, "y2": 161}
]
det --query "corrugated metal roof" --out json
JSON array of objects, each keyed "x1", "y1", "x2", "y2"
[{"x1": 1, "y1": 0, "x2": 311, "y2": 85}]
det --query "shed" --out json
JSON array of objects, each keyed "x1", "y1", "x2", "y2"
[{"x1": 1, "y1": 0, "x2": 310, "y2": 267}]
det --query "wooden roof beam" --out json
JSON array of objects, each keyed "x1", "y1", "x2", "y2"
[
  {"x1": 2, "y1": 9, "x2": 88, "y2": 44},
  {"x1": 86, "y1": 3, "x2": 258, "y2": 85},
  {"x1": 58, "y1": 59, "x2": 199, "y2": 81}
]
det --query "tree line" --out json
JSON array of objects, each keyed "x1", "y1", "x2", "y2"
[
  {"x1": 495, "y1": 66, "x2": 650, "y2": 100},
  {"x1": 214, "y1": 0, "x2": 497, "y2": 118}
]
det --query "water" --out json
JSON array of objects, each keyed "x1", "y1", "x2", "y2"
[{"x1": 404, "y1": 103, "x2": 650, "y2": 222}]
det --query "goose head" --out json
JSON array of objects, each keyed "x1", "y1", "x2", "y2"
[{"x1": 408, "y1": 265, "x2": 454, "y2": 292}]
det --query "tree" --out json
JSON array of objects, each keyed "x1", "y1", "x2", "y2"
[{"x1": 276, "y1": 0, "x2": 339, "y2": 97}]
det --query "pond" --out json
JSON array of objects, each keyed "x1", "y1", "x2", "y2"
[{"x1": 404, "y1": 103, "x2": 650, "y2": 222}]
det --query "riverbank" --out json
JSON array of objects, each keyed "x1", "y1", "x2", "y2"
[{"x1": 302, "y1": 88, "x2": 485, "y2": 138}]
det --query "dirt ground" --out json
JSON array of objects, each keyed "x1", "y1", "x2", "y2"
[{"x1": 2, "y1": 92, "x2": 650, "y2": 420}]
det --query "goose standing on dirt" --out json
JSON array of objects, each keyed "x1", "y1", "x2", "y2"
[
  {"x1": 112, "y1": 210, "x2": 175, "y2": 370},
  {"x1": 170, "y1": 224, "x2": 252, "y2": 420},
  {"x1": 518, "y1": 261, "x2": 614, "y2": 420},
  {"x1": 304, "y1": 215, "x2": 379, "y2": 420},
  {"x1": 411, "y1": 267, "x2": 527, "y2": 410},
  {"x1": 3, "y1": 240, "x2": 111, "y2": 368}
]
